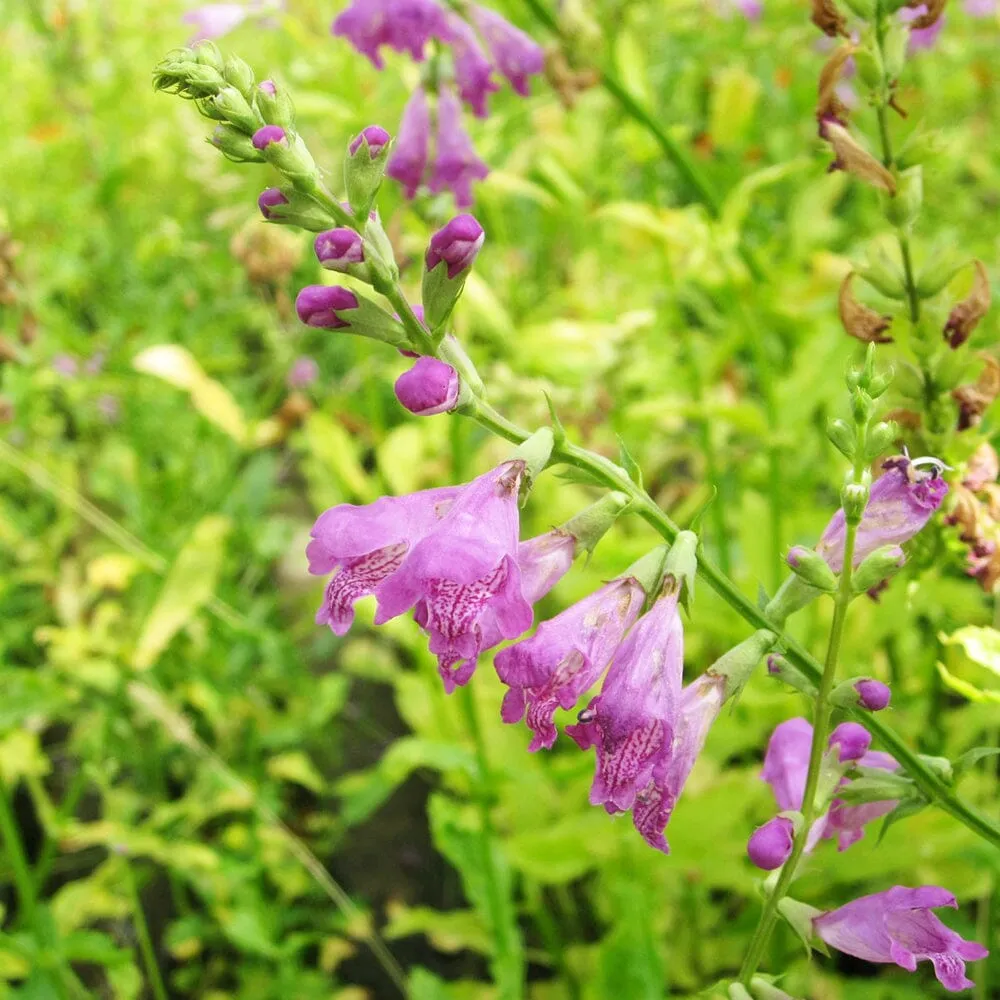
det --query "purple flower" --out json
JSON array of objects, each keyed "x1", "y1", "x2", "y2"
[
  {"x1": 496, "y1": 576, "x2": 646, "y2": 751},
  {"x1": 965, "y1": 0, "x2": 995, "y2": 15},
  {"x1": 444, "y1": 13, "x2": 499, "y2": 118},
  {"x1": 252, "y1": 125, "x2": 287, "y2": 150},
  {"x1": 748, "y1": 816, "x2": 795, "y2": 870},
  {"x1": 375, "y1": 461, "x2": 532, "y2": 691},
  {"x1": 287, "y1": 356, "x2": 319, "y2": 390},
  {"x1": 52, "y1": 353, "x2": 79, "y2": 377},
  {"x1": 428, "y1": 87, "x2": 488, "y2": 209},
  {"x1": 630, "y1": 672, "x2": 726, "y2": 852},
  {"x1": 97, "y1": 394, "x2": 121, "y2": 423},
  {"x1": 349, "y1": 124, "x2": 391, "y2": 158},
  {"x1": 182, "y1": 3, "x2": 249, "y2": 41},
  {"x1": 426, "y1": 214, "x2": 485, "y2": 278},
  {"x1": 307, "y1": 486, "x2": 460, "y2": 634},
  {"x1": 314, "y1": 229, "x2": 365, "y2": 270},
  {"x1": 814, "y1": 886, "x2": 988, "y2": 992},
  {"x1": 567, "y1": 587, "x2": 683, "y2": 820},
  {"x1": 258, "y1": 187, "x2": 288, "y2": 219},
  {"x1": 815, "y1": 457, "x2": 948, "y2": 572},
  {"x1": 900, "y1": 6, "x2": 946, "y2": 49},
  {"x1": 394, "y1": 356, "x2": 460, "y2": 415},
  {"x1": 829, "y1": 721, "x2": 872, "y2": 762},
  {"x1": 825, "y1": 749, "x2": 900, "y2": 850},
  {"x1": 762, "y1": 717, "x2": 813, "y2": 811},
  {"x1": 295, "y1": 286, "x2": 360, "y2": 328},
  {"x1": 855, "y1": 678, "x2": 892, "y2": 711},
  {"x1": 332, "y1": 0, "x2": 449, "y2": 67},
  {"x1": 469, "y1": 5, "x2": 544, "y2": 97},
  {"x1": 386, "y1": 87, "x2": 431, "y2": 200}
]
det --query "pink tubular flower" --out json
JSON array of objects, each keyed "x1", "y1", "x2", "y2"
[
  {"x1": 496, "y1": 575, "x2": 646, "y2": 751},
  {"x1": 900, "y1": 6, "x2": 946, "y2": 49},
  {"x1": 426, "y1": 214, "x2": 485, "y2": 277},
  {"x1": 307, "y1": 487, "x2": 460, "y2": 634},
  {"x1": 815, "y1": 456, "x2": 948, "y2": 572},
  {"x1": 829, "y1": 721, "x2": 872, "y2": 762},
  {"x1": 387, "y1": 87, "x2": 431, "y2": 200},
  {"x1": 814, "y1": 887, "x2": 988, "y2": 992},
  {"x1": 748, "y1": 816, "x2": 796, "y2": 870},
  {"x1": 394, "y1": 356, "x2": 460, "y2": 415},
  {"x1": 295, "y1": 286, "x2": 359, "y2": 328},
  {"x1": 965, "y1": 0, "x2": 995, "y2": 15},
  {"x1": 333, "y1": 0, "x2": 448, "y2": 66},
  {"x1": 444, "y1": 13, "x2": 499, "y2": 117},
  {"x1": 567, "y1": 587, "x2": 683, "y2": 819},
  {"x1": 375, "y1": 460, "x2": 532, "y2": 691},
  {"x1": 428, "y1": 87, "x2": 489, "y2": 209},
  {"x1": 630, "y1": 671, "x2": 726, "y2": 852},
  {"x1": 258, "y1": 187, "x2": 288, "y2": 219},
  {"x1": 252, "y1": 125, "x2": 287, "y2": 150},
  {"x1": 825, "y1": 749, "x2": 900, "y2": 851},
  {"x1": 469, "y1": 5, "x2": 545, "y2": 96},
  {"x1": 182, "y1": 3, "x2": 249, "y2": 41},
  {"x1": 762, "y1": 717, "x2": 813, "y2": 811},
  {"x1": 314, "y1": 229, "x2": 365, "y2": 270},
  {"x1": 287, "y1": 356, "x2": 319, "y2": 389}
]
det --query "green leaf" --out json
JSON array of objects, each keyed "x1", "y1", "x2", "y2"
[
  {"x1": 617, "y1": 436, "x2": 643, "y2": 488},
  {"x1": 953, "y1": 747, "x2": 1000, "y2": 778},
  {"x1": 266, "y1": 751, "x2": 326, "y2": 794},
  {"x1": 132, "y1": 515, "x2": 231, "y2": 670},
  {"x1": 941, "y1": 626, "x2": 1000, "y2": 676},
  {"x1": 384, "y1": 905, "x2": 491, "y2": 956}
]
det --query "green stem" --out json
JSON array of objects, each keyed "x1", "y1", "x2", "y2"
[
  {"x1": 124, "y1": 861, "x2": 170, "y2": 1000},
  {"x1": 459, "y1": 687, "x2": 524, "y2": 1000},
  {"x1": 738, "y1": 513, "x2": 861, "y2": 986},
  {"x1": 463, "y1": 396, "x2": 1000, "y2": 850},
  {"x1": 0, "y1": 774, "x2": 38, "y2": 928},
  {"x1": 898, "y1": 233, "x2": 921, "y2": 324},
  {"x1": 525, "y1": 882, "x2": 582, "y2": 1000},
  {"x1": 518, "y1": 0, "x2": 765, "y2": 282}
]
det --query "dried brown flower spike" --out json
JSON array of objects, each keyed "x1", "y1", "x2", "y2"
[
  {"x1": 944, "y1": 260, "x2": 991, "y2": 349},
  {"x1": 839, "y1": 273, "x2": 894, "y2": 343}
]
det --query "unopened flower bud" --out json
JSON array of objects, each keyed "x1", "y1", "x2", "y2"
[
  {"x1": 349, "y1": 125, "x2": 391, "y2": 159},
  {"x1": 707, "y1": 629, "x2": 777, "y2": 701},
  {"x1": 256, "y1": 80, "x2": 296, "y2": 129},
  {"x1": 853, "y1": 47, "x2": 882, "y2": 89},
  {"x1": 829, "y1": 721, "x2": 871, "y2": 762},
  {"x1": 839, "y1": 273, "x2": 893, "y2": 344},
  {"x1": 213, "y1": 86, "x2": 258, "y2": 133},
  {"x1": 258, "y1": 79, "x2": 277, "y2": 96},
  {"x1": 855, "y1": 246, "x2": 907, "y2": 301},
  {"x1": 223, "y1": 55, "x2": 255, "y2": 100},
  {"x1": 916, "y1": 251, "x2": 964, "y2": 299},
  {"x1": 747, "y1": 816, "x2": 795, "y2": 871},
  {"x1": 252, "y1": 125, "x2": 287, "y2": 150},
  {"x1": 663, "y1": 530, "x2": 699, "y2": 605},
  {"x1": 749, "y1": 978, "x2": 799, "y2": 1000},
  {"x1": 896, "y1": 129, "x2": 948, "y2": 172},
  {"x1": 864, "y1": 420, "x2": 897, "y2": 461},
  {"x1": 841, "y1": 483, "x2": 869, "y2": 525},
  {"x1": 766, "y1": 654, "x2": 817, "y2": 696},
  {"x1": 314, "y1": 228, "x2": 367, "y2": 277},
  {"x1": 787, "y1": 546, "x2": 838, "y2": 592},
  {"x1": 827, "y1": 418, "x2": 856, "y2": 460},
  {"x1": 422, "y1": 215, "x2": 486, "y2": 332},
  {"x1": 295, "y1": 285, "x2": 359, "y2": 328},
  {"x1": 728, "y1": 986, "x2": 754, "y2": 1000},
  {"x1": 881, "y1": 19, "x2": 909, "y2": 80},
  {"x1": 851, "y1": 544, "x2": 906, "y2": 593},
  {"x1": 831, "y1": 676, "x2": 892, "y2": 711},
  {"x1": 944, "y1": 261, "x2": 991, "y2": 349},
  {"x1": 558, "y1": 492, "x2": 631, "y2": 557},
  {"x1": 194, "y1": 41, "x2": 224, "y2": 70},
  {"x1": 211, "y1": 125, "x2": 264, "y2": 162},
  {"x1": 865, "y1": 369, "x2": 893, "y2": 400},
  {"x1": 258, "y1": 187, "x2": 289, "y2": 220},
  {"x1": 394, "y1": 357, "x2": 460, "y2": 416},
  {"x1": 886, "y1": 166, "x2": 923, "y2": 229}
]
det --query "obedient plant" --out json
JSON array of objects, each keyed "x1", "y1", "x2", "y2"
[{"x1": 155, "y1": 0, "x2": 995, "y2": 990}]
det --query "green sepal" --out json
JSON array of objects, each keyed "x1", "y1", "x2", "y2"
[
  {"x1": 625, "y1": 546, "x2": 670, "y2": 601},
  {"x1": 213, "y1": 86, "x2": 259, "y2": 134},
  {"x1": 561, "y1": 492, "x2": 631, "y2": 558},
  {"x1": 508, "y1": 428, "x2": 555, "y2": 489},
  {"x1": 617, "y1": 436, "x2": 643, "y2": 487},
  {"x1": 222, "y1": 55, "x2": 255, "y2": 101},
  {"x1": 776, "y1": 898, "x2": 826, "y2": 958},
  {"x1": 255, "y1": 81, "x2": 297, "y2": 130},
  {"x1": 764, "y1": 575, "x2": 823, "y2": 627},
  {"x1": 422, "y1": 261, "x2": 466, "y2": 334},
  {"x1": 864, "y1": 420, "x2": 897, "y2": 461},
  {"x1": 663, "y1": 531, "x2": 698, "y2": 609},
  {"x1": 707, "y1": 629, "x2": 777, "y2": 703},
  {"x1": 827, "y1": 418, "x2": 856, "y2": 460},
  {"x1": 886, "y1": 166, "x2": 923, "y2": 229},
  {"x1": 345, "y1": 136, "x2": 391, "y2": 220},
  {"x1": 953, "y1": 746, "x2": 1000, "y2": 778},
  {"x1": 338, "y1": 294, "x2": 408, "y2": 347},
  {"x1": 209, "y1": 125, "x2": 264, "y2": 163},
  {"x1": 836, "y1": 766, "x2": 917, "y2": 804}
]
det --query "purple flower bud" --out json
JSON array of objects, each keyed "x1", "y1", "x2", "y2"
[
  {"x1": 295, "y1": 286, "x2": 360, "y2": 328},
  {"x1": 394, "y1": 357, "x2": 460, "y2": 416},
  {"x1": 787, "y1": 546, "x2": 806, "y2": 568},
  {"x1": 287, "y1": 356, "x2": 319, "y2": 390},
  {"x1": 314, "y1": 229, "x2": 365, "y2": 271},
  {"x1": 349, "y1": 124, "x2": 391, "y2": 158},
  {"x1": 386, "y1": 88, "x2": 430, "y2": 200},
  {"x1": 829, "y1": 721, "x2": 872, "y2": 762},
  {"x1": 855, "y1": 678, "x2": 891, "y2": 712},
  {"x1": 258, "y1": 187, "x2": 289, "y2": 219},
  {"x1": 426, "y1": 214, "x2": 485, "y2": 278},
  {"x1": 428, "y1": 86, "x2": 488, "y2": 208},
  {"x1": 252, "y1": 125, "x2": 287, "y2": 150},
  {"x1": 747, "y1": 816, "x2": 795, "y2": 871},
  {"x1": 469, "y1": 5, "x2": 544, "y2": 98},
  {"x1": 258, "y1": 79, "x2": 277, "y2": 96},
  {"x1": 814, "y1": 886, "x2": 988, "y2": 992}
]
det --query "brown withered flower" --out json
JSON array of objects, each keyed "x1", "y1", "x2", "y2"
[
  {"x1": 821, "y1": 121, "x2": 897, "y2": 194},
  {"x1": 946, "y1": 443, "x2": 1000, "y2": 592},
  {"x1": 817, "y1": 44, "x2": 857, "y2": 126},
  {"x1": 839, "y1": 273, "x2": 894, "y2": 343},
  {"x1": 812, "y1": 0, "x2": 848, "y2": 36},
  {"x1": 906, "y1": 0, "x2": 947, "y2": 29},
  {"x1": 944, "y1": 260, "x2": 991, "y2": 349},
  {"x1": 952, "y1": 355, "x2": 1000, "y2": 431}
]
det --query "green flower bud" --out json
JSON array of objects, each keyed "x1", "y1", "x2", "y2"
[
  {"x1": 764, "y1": 575, "x2": 824, "y2": 626},
  {"x1": 766, "y1": 653, "x2": 818, "y2": 697},
  {"x1": 881, "y1": 19, "x2": 910, "y2": 79},
  {"x1": 918, "y1": 754, "x2": 954, "y2": 783},
  {"x1": 751, "y1": 976, "x2": 801, "y2": 1000},
  {"x1": 728, "y1": 985, "x2": 754, "y2": 1000},
  {"x1": 855, "y1": 246, "x2": 907, "y2": 300},
  {"x1": 193, "y1": 41, "x2": 224, "y2": 71},
  {"x1": 510, "y1": 427, "x2": 555, "y2": 488},
  {"x1": 345, "y1": 126, "x2": 392, "y2": 220},
  {"x1": 663, "y1": 530, "x2": 699, "y2": 606},
  {"x1": 851, "y1": 387, "x2": 874, "y2": 424},
  {"x1": 854, "y1": 47, "x2": 882, "y2": 89},
  {"x1": 558, "y1": 491, "x2": 631, "y2": 557},
  {"x1": 210, "y1": 125, "x2": 265, "y2": 163},
  {"x1": 841, "y1": 482, "x2": 869, "y2": 524},
  {"x1": 708, "y1": 629, "x2": 777, "y2": 702},
  {"x1": 885, "y1": 166, "x2": 923, "y2": 229},
  {"x1": 851, "y1": 543, "x2": 905, "y2": 593},
  {"x1": 866, "y1": 367, "x2": 893, "y2": 399},
  {"x1": 255, "y1": 80, "x2": 296, "y2": 130},
  {"x1": 841, "y1": 0, "x2": 875, "y2": 16},
  {"x1": 786, "y1": 547, "x2": 838, "y2": 592},
  {"x1": 836, "y1": 767, "x2": 916, "y2": 804},
  {"x1": 916, "y1": 251, "x2": 965, "y2": 299},
  {"x1": 896, "y1": 130, "x2": 948, "y2": 172},
  {"x1": 864, "y1": 420, "x2": 898, "y2": 461},
  {"x1": 213, "y1": 86, "x2": 259, "y2": 134},
  {"x1": 827, "y1": 418, "x2": 856, "y2": 460},
  {"x1": 223, "y1": 55, "x2": 255, "y2": 101}
]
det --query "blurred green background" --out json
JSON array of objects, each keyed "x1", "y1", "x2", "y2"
[{"x1": 2, "y1": 0, "x2": 999, "y2": 996}]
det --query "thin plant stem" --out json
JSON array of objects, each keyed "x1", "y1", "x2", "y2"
[
  {"x1": 123, "y1": 861, "x2": 170, "y2": 1000},
  {"x1": 0, "y1": 773, "x2": 39, "y2": 928},
  {"x1": 459, "y1": 686, "x2": 524, "y2": 1000},
  {"x1": 525, "y1": 882, "x2": 582, "y2": 1000},
  {"x1": 738, "y1": 513, "x2": 861, "y2": 985}
]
